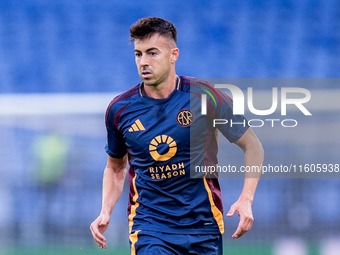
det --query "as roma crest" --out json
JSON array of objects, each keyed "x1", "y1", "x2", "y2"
[{"x1": 176, "y1": 109, "x2": 194, "y2": 127}]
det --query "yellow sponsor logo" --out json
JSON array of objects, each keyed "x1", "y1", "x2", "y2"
[
  {"x1": 149, "y1": 162, "x2": 185, "y2": 180},
  {"x1": 149, "y1": 135, "x2": 177, "y2": 161}
]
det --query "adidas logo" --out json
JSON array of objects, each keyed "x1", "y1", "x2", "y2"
[{"x1": 128, "y1": 119, "x2": 146, "y2": 132}]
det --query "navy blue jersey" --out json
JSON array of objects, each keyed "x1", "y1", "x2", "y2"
[{"x1": 105, "y1": 76, "x2": 249, "y2": 235}]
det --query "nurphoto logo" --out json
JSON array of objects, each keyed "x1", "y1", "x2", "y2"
[{"x1": 201, "y1": 84, "x2": 312, "y2": 128}]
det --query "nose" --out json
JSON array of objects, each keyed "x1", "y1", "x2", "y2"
[{"x1": 139, "y1": 54, "x2": 148, "y2": 67}]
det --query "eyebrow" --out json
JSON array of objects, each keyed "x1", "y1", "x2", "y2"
[{"x1": 134, "y1": 47, "x2": 160, "y2": 53}]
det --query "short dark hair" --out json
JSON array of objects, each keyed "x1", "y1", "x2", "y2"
[{"x1": 130, "y1": 17, "x2": 177, "y2": 44}]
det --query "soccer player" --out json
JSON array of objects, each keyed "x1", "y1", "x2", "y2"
[{"x1": 90, "y1": 17, "x2": 264, "y2": 255}]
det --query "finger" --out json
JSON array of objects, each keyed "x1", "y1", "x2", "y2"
[
  {"x1": 93, "y1": 232, "x2": 107, "y2": 249},
  {"x1": 99, "y1": 214, "x2": 110, "y2": 226},
  {"x1": 232, "y1": 216, "x2": 248, "y2": 239},
  {"x1": 232, "y1": 215, "x2": 245, "y2": 239},
  {"x1": 226, "y1": 207, "x2": 235, "y2": 217},
  {"x1": 97, "y1": 239, "x2": 107, "y2": 249},
  {"x1": 93, "y1": 227, "x2": 107, "y2": 243},
  {"x1": 94, "y1": 230, "x2": 107, "y2": 243},
  {"x1": 245, "y1": 217, "x2": 253, "y2": 231},
  {"x1": 90, "y1": 223, "x2": 107, "y2": 247},
  {"x1": 232, "y1": 225, "x2": 245, "y2": 239},
  {"x1": 241, "y1": 212, "x2": 254, "y2": 231},
  {"x1": 232, "y1": 215, "x2": 253, "y2": 239}
]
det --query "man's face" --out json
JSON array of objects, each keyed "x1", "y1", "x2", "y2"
[{"x1": 134, "y1": 33, "x2": 177, "y2": 87}]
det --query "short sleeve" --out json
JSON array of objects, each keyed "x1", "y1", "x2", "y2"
[
  {"x1": 105, "y1": 106, "x2": 127, "y2": 158},
  {"x1": 214, "y1": 89, "x2": 249, "y2": 143}
]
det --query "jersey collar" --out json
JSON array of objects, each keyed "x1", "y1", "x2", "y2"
[{"x1": 139, "y1": 76, "x2": 182, "y2": 104}]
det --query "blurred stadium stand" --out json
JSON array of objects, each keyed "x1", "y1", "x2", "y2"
[
  {"x1": 0, "y1": 0, "x2": 340, "y2": 254},
  {"x1": 0, "y1": 0, "x2": 339, "y2": 94}
]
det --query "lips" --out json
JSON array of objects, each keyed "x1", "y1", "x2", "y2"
[{"x1": 141, "y1": 70, "x2": 153, "y2": 79}]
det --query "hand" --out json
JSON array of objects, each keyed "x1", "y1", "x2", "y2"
[
  {"x1": 90, "y1": 213, "x2": 110, "y2": 249},
  {"x1": 227, "y1": 200, "x2": 254, "y2": 239}
]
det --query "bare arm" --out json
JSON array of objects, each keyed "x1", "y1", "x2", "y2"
[
  {"x1": 227, "y1": 128, "x2": 264, "y2": 239},
  {"x1": 90, "y1": 155, "x2": 127, "y2": 249}
]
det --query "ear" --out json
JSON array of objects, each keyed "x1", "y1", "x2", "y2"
[{"x1": 171, "y1": 48, "x2": 179, "y2": 64}]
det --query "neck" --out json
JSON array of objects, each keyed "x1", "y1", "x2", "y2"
[{"x1": 142, "y1": 73, "x2": 178, "y2": 99}]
